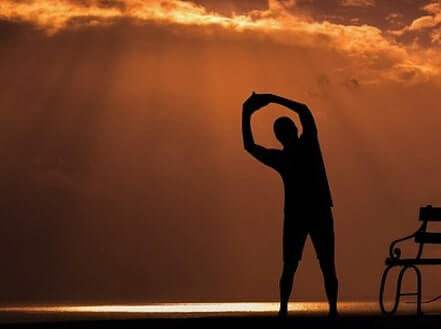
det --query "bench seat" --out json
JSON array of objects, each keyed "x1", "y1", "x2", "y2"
[{"x1": 386, "y1": 257, "x2": 441, "y2": 266}]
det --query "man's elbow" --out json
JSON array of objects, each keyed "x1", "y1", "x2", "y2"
[
  {"x1": 300, "y1": 103, "x2": 310, "y2": 113},
  {"x1": 243, "y1": 142, "x2": 254, "y2": 153}
]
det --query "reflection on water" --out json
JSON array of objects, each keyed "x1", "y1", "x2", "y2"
[
  {"x1": 1, "y1": 302, "x2": 327, "y2": 314},
  {"x1": 0, "y1": 302, "x2": 387, "y2": 315},
  {"x1": 0, "y1": 302, "x2": 440, "y2": 323}
]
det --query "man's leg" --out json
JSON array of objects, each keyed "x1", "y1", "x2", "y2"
[
  {"x1": 279, "y1": 262, "x2": 299, "y2": 316},
  {"x1": 319, "y1": 258, "x2": 338, "y2": 315},
  {"x1": 311, "y1": 208, "x2": 339, "y2": 316},
  {"x1": 279, "y1": 219, "x2": 307, "y2": 317}
]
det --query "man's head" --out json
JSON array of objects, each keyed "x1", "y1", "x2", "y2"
[{"x1": 274, "y1": 116, "x2": 298, "y2": 147}]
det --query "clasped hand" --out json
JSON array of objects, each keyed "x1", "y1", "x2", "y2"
[{"x1": 243, "y1": 92, "x2": 273, "y2": 114}]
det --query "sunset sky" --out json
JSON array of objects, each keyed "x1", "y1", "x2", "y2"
[{"x1": 1, "y1": 0, "x2": 441, "y2": 305}]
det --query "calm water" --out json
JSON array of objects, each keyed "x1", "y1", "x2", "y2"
[{"x1": 0, "y1": 302, "x2": 440, "y2": 323}]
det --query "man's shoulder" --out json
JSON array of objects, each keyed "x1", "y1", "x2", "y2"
[
  {"x1": 267, "y1": 148, "x2": 283, "y2": 154},
  {"x1": 266, "y1": 148, "x2": 284, "y2": 160},
  {"x1": 264, "y1": 148, "x2": 284, "y2": 168},
  {"x1": 300, "y1": 131, "x2": 319, "y2": 141},
  {"x1": 299, "y1": 132, "x2": 320, "y2": 149}
]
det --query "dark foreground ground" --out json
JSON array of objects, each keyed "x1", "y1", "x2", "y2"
[{"x1": 2, "y1": 315, "x2": 441, "y2": 329}]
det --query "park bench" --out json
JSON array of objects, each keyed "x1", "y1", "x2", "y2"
[{"x1": 379, "y1": 205, "x2": 441, "y2": 315}]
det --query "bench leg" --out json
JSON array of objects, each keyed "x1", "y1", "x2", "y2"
[
  {"x1": 409, "y1": 265, "x2": 423, "y2": 316},
  {"x1": 380, "y1": 265, "x2": 416, "y2": 315},
  {"x1": 379, "y1": 264, "x2": 399, "y2": 315},
  {"x1": 381, "y1": 264, "x2": 424, "y2": 316}
]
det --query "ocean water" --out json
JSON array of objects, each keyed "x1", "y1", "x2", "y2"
[{"x1": 0, "y1": 301, "x2": 440, "y2": 324}]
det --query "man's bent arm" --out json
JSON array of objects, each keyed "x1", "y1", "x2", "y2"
[
  {"x1": 242, "y1": 109, "x2": 256, "y2": 152},
  {"x1": 242, "y1": 106, "x2": 274, "y2": 165},
  {"x1": 270, "y1": 95, "x2": 317, "y2": 135}
]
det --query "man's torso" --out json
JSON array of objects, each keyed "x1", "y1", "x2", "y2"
[{"x1": 267, "y1": 133, "x2": 333, "y2": 213}]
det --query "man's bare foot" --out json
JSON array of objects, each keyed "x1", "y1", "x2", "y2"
[
  {"x1": 278, "y1": 308, "x2": 288, "y2": 319},
  {"x1": 328, "y1": 309, "x2": 339, "y2": 318}
]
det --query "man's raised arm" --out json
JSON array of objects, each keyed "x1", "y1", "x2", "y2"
[
  {"x1": 270, "y1": 94, "x2": 317, "y2": 136},
  {"x1": 242, "y1": 105, "x2": 257, "y2": 152},
  {"x1": 242, "y1": 94, "x2": 276, "y2": 166}
]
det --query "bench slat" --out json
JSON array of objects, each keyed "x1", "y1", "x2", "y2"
[
  {"x1": 419, "y1": 205, "x2": 441, "y2": 221},
  {"x1": 386, "y1": 258, "x2": 441, "y2": 265},
  {"x1": 415, "y1": 232, "x2": 441, "y2": 244}
]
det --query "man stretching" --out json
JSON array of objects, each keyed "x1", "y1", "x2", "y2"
[{"x1": 242, "y1": 92, "x2": 339, "y2": 317}]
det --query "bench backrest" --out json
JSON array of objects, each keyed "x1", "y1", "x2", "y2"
[
  {"x1": 415, "y1": 232, "x2": 441, "y2": 244},
  {"x1": 419, "y1": 205, "x2": 441, "y2": 221},
  {"x1": 415, "y1": 205, "x2": 441, "y2": 245}
]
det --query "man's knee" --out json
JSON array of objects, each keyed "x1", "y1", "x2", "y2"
[
  {"x1": 318, "y1": 259, "x2": 336, "y2": 276},
  {"x1": 283, "y1": 261, "x2": 299, "y2": 275}
]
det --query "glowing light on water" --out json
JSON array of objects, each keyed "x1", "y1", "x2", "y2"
[
  {"x1": 0, "y1": 302, "x2": 382, "y2": 314},
  {"x1": 2, "y1": 301, "x2": 440, "y2": 323},
  {"x1": 1, "y1": 302, "x2": 311, "y2": 314}
]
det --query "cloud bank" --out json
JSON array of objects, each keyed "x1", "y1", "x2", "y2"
[{"x1": 0, "y1": 0, "x2": 440, "y2": 84}]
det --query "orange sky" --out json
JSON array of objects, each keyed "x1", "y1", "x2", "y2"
[{"x1": 1, "y1": 0, "x2": 441, "y2": 305}]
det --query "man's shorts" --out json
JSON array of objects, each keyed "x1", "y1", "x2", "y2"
[{"x1": 283, "y1": 206, "x2": 335, "y2": 264}]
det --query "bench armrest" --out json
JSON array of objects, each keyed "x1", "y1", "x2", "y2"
[{"x1": 389, "y1": 222, "x2": 427, "y2": 260}]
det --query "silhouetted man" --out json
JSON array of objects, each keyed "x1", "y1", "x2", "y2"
[{"x1": 242, "y1": 92, "x2": 338, "y2": 317}]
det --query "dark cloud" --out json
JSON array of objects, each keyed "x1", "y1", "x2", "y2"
[
  {"x1": 339, "y1": 0, "x2": 375, "y2": 7},
  {"x1": 309, "y1": 75, "x2": 360, "y2": 98},
  {"x1": 187, "y1": 0, "x2": 267, "y2": 14},
  {"x1": 285, "y1": 0, "x2": 431, "y2": 31},
  {"x1": 67, "y1": 0, "x2": 127, "y2": 9},
  {"x1": 342, "y1": 78, "x2": 360, "y2": 90}
]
